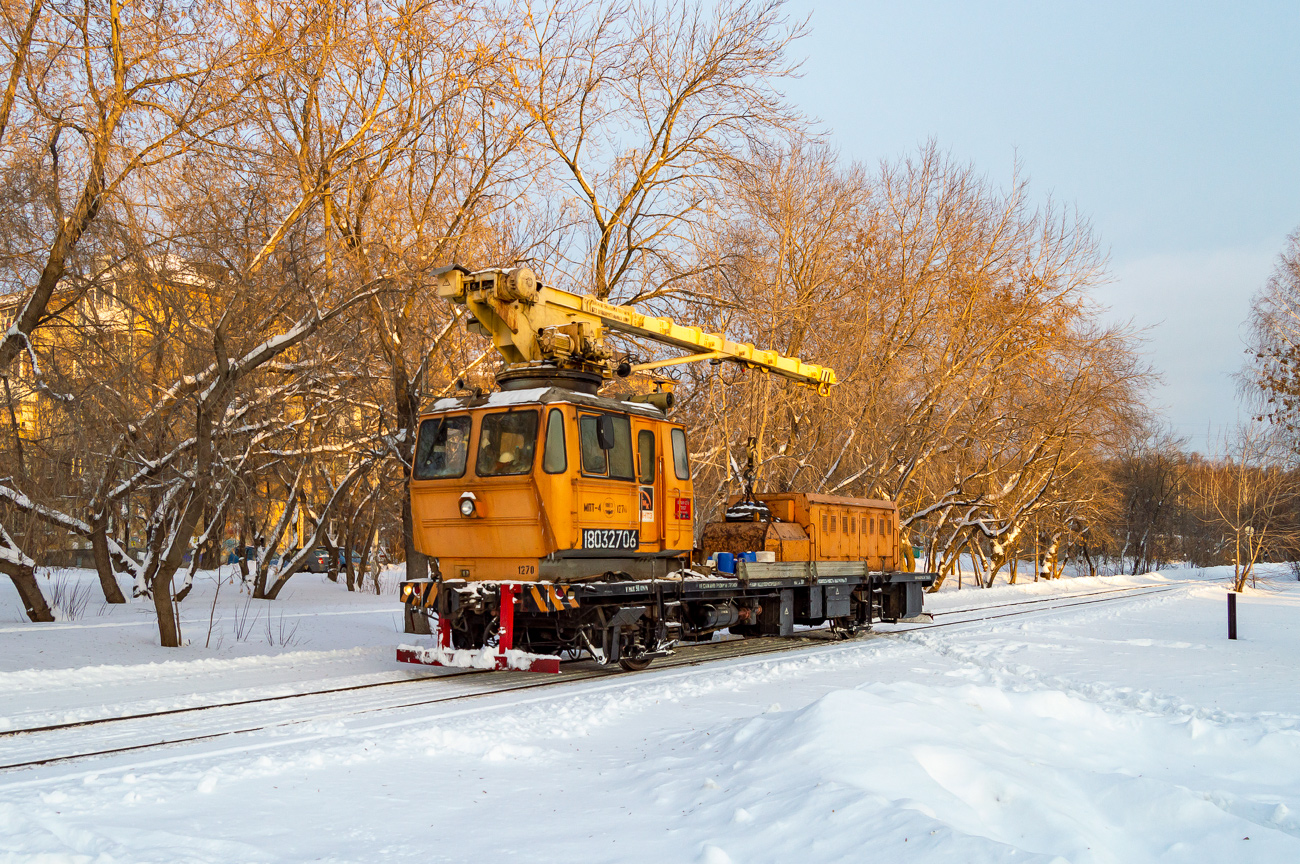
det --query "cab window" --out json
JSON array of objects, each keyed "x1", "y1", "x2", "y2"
[
  {"x1": 579, "y1": 413, "x2": 634, "y2": 480},
  {"x1": 637, "y1": 430, "x2": 655, "y2": 484},
  {"x1": 413, "y1": 415, "x2": 471, "y2": 479},
  {"x1": 670, "y1": 428, "x2": 690, "y2": 480},
  {"x1": 475, "y1": 410, "x2": 539, "y2": 477},
  {"x1": 579, "y1": 415, "x2": 607, "y2": 474},
  {"x1": 543, "y1": 408, "x2": 567, "y2": 473}
]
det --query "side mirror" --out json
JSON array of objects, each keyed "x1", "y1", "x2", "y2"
[{"x1": 596, "y1": 415, "x2": 616, "y2": 450}]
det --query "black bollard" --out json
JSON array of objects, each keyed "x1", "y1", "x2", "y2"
[{"x1": 1228, "y1": 591, "x2": 1238, "y2": 640}]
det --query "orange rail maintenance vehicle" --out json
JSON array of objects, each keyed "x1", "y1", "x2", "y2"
[{"x1": 398, "y1": 264, "x2": 935, "y2": 672}]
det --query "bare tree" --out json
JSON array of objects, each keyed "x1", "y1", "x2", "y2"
[
  {"x1": 0, "y1": 0, "x2": 261, "y2": 370},
  {"x1": 514, "y1": 0, "x2": 805, "y2": 301},
  {"x1": 1245, "y1": 228, "x2": 1300, "y2": 442},
  {"x1": 0, "y1": 0, "x2": 432, "y2": 642},
  {"x1": 1192, "y1": 425, "x2": 1299, "y2": 592},
  {"x1": 673, "y1": 142, "x2": 1148, "y2": 587},
  {"x1": 1106, "y1": 425, "x2": 1188, "y2": 575},
  {"x1": 318, "y1": 0, "x2": 537, "y2": 584}
]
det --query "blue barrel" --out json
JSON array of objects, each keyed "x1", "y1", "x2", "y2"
[
  {"x1": 741, "y1": 551, "x2": 758, "y2": 563},
  {"x1": 716, "y1": 552, "x2": 736, "y2": 573}
]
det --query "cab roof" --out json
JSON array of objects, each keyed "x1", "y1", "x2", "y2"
[{"x1": 425, "y1": 386, "x2": 669, "y2": 420}]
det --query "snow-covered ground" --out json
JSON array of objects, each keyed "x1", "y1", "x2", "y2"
[
  {"x1": 1, "y1": 564, "x2": 1298, "y2": 862},
  {"x1": 0, "y1": 567, "x2": 421, "y2": 732}
]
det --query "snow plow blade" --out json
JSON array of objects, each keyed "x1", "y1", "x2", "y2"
[
  {"x1": 397, "y1": 584, "x2": 563, "y2": 673},
  {"x1": 396, "y1": 644, "x2": 560, "y2": 674}
]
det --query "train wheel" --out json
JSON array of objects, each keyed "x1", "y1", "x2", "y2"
[{"x1": 618, "y1": 656, "x2": 654, "y2": 672}]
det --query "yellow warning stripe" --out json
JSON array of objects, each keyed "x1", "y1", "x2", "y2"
[
  {"x1": 526, "y1": 584, "x2": 581, "y2": 613},
  {"x1": 549, "y1": 585, "x2": 579, "y2": 610},
  {"x1": 401, "y1": 582, "x2": 439, "y2": 608}
]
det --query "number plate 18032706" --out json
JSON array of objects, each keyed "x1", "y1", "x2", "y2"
[{"x1": 582, "y1": 528, "x2": 640, "y2": 550}]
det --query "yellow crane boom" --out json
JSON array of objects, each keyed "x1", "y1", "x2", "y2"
[{"x1": 434, "y1": 264, "x2": 836, "y2": 394}]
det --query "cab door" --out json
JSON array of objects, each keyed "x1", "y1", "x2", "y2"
[
  {"x1": 572, "y1": 411, "x2": 639, "y2": 552},
  {"x1": 631, "y1": 420, "x2": 660, "y2": 548},
  {"x1": 664, "y1": 425, "x2": 694, "y2": 553}
]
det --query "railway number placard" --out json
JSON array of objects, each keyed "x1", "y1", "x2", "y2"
[{"x1": 582, "y1": 528, "x2": 640, "y2": 550}]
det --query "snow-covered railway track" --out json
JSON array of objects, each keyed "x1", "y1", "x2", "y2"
[
  {"x1": 0, "y1": 671, "x2": 472, "y2": 740},
  {"x1": 0, "y1": 580, "x2": 1189, "y2": 775},
  {"x1": 894, "y1": 582, "x2": 1188, "y2": 631},
  {"x1": 0, "y1": 632, "x2": 829, "y2": 773}
]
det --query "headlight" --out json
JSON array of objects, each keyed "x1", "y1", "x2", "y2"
[{"x1": 459, "y1": 498, "x2": 476, "y2": 517}]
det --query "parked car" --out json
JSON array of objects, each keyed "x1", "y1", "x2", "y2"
[{"x1": 304, "y1": 547, "x2": 333, "y2": 573}]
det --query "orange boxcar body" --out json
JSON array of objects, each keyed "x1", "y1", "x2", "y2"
[{"x1": 738, "y1": 492, "x2": 900, "y2": 570}]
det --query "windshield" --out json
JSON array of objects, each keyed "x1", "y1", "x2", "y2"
[
  {"x1": 413, "y1": 416, "x2": 471, "y2": 480},
  {"x1": 476, "y1": 410, "x2": 540, "y2": 476}
]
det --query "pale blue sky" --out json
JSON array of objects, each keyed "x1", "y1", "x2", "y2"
[{"x1": 783, "y1": 0, "x2": 1300, "y2": 450}]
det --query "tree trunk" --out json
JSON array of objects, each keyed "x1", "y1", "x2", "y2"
[
  {"x1": 927, "y1": 543, "x2": 957, "y2": 593},
  {"x1": 927, "y1": 562, "x2": 948, "y2": 593},
  {"x1": 264, "y1": 562, "x2": 304, "y2": 600},
  {"x1": 151, "y1": 569, "x2": 181, "y2": 647},
  {"x1": 89, "y1": 515, "x2": 128, "y2": 604},
  {"x1": 344, "y1": 505, "x2": 359, "y2": 591},
  {"x1": 1, "y1": 558, "x2": 54, "y2": 622},
  {"x1": 174, "y1": 556, "x2": 198, "y2": 603},
  {"x1": 323, "y1": 530, "x2": 339, "y2": 583},
  {"x1": 404, "y1": 602, "x2": 432, "y2": 634},
  {"x1": 253, "y1": 553, "x2": 269, "y2": 599},
  {"x1": 358, "y1": 513, "x2": 378, "y2": 594},
  {"x1": 2, "y1": 375, "x2": 25, "y2": 477},
  {"x1": 148, "y1": 484, "x2": 210, "y2": 646},
  {"x1": 237, "y1": 518, "x2": 249, "y2": 584},
  {"x1": 971, "y1": 545, "x2": 986, "y2": 588},
  {"x1": 402, "y1": 493, "x2": 428, "y2": 583}
]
